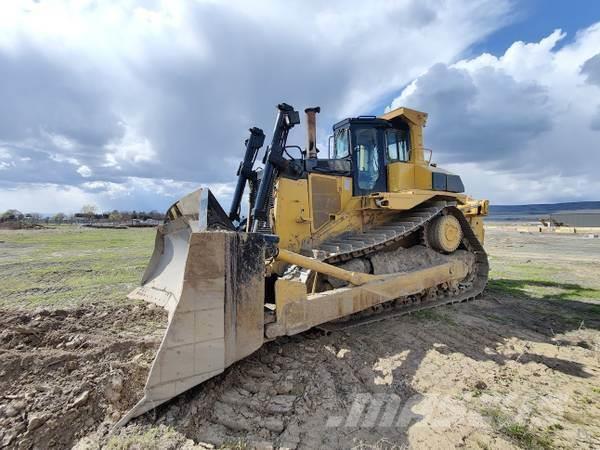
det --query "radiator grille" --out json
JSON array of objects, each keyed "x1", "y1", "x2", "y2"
[{"x1": 311, "y1": 176, "x2": 340, "y2": 230}]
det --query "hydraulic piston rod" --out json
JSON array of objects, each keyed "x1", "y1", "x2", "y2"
[
  {"x1": 276, "y1": 248, "x2": 382, "y2": 286},
  {"x1": 228, "y1": 127, "x2": 265, "y2": 222}
]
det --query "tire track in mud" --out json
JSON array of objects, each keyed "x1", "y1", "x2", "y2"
[{"x1": 118, "y1": 330, "x2": 409, "y2": 449}]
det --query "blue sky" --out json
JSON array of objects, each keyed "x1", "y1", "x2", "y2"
[
  {"x1": 0, "y1": 0, "x2": 599, "y2": 213},
  {"x1": 375, "y1": 0, "x2": 600, "y2": 115},
  {"x1": 473, "y1": 0, "x2": 600, "y2": 55}
]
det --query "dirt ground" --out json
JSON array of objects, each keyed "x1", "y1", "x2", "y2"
[
  {"x1": 0, "y1": 224, "x2": 599, "y2": 449},
  {"x1": 0, "y1": 305, "x2": 167, "y2": 449}
]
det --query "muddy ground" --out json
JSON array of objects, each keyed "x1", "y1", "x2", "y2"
[
  {"x1": 0, "y1": 225, "x2": 599, "y2": 449},
  {"x1": 0, "y1": 305, "x2": 166, "y2": 449}
]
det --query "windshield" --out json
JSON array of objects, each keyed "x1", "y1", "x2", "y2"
[
  {"x1": 333, "y1": 128, "x2": 350, "y2": 159},
  {"x1": 353, "y1": 128, "x2": 380, "y2": 190}
]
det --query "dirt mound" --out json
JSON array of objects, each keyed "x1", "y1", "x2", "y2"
[
  {"x1": 0, "y1": 222, "x2": 48, "y2": 230},
  {"x1": 0, "y1": 304, "x2": 167, "y2": 449}
]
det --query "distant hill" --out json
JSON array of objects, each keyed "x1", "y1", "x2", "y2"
[{"x1": 488, "y1": 201, "x2": 600, "y2": 221}]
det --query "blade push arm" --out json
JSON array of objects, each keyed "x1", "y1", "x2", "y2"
[
  {"x1": 251, "y1": 103, "x2": 300, "y2": 232},
  {"x1": 228, "y1": 127, "x2": 265, "y2": 222}
]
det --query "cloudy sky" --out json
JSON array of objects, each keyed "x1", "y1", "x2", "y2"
[{"x1": 1, "y1": 0, "x2": 599, "y2": 213}]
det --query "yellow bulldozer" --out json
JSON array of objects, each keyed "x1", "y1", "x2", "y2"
[{"x1": 118, "y1": 103, "x2": 489, "y2": 425}]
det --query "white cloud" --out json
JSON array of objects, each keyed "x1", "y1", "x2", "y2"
[
  {"x1": 445, "y1": 162, "x2": 600, "y2": 204},
  {"x1": 103, "y1": 121, "x2": 157, "y2": 167},
  {"x1": 0, "y1": 148, "x2": 12, "y2": 159},
  {"x1": 77, "y1": 165, "x2": 92, "y2": 177},
  {"x1": 4, "y1": 1, "x2": 598, "y2": 210},
  {"x1": 49, "y1": 153, "x2": 79, "y2": 166},
  {"x1": 389, "y1": 23, "x2": 600, "y2": 203},
  {"x1": 0, "y1": 183, "x2": 96, "y2": 214},
  {"x1": 0, "y1": 0, "x2": 513, "y2": 213},
  {"x1": 46, "y1": 132, "x2": 77, "y2": 151},
  {"x1": 0, "y1": 177, "x2": 234, "y2": 214}
]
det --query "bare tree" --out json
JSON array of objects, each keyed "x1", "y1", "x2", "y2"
[
  {"x1": 81, "y1": 204, "x2": 98, "y2": 223},
  {"x1": 81, "y1": 204, "x2": 97, "y2": 215},
  {"x1": 53, "y1": 212, "x2": 66, "y2": 224},
  {"x1": 109, "y1": 210, "x2": 122, "y2": 223},
  {"x1": 1, "y1": 209, "x2": 24, "y2": 221},
  {"x1": 31, "y1": 213, "x2": 42, "y2": 223}
]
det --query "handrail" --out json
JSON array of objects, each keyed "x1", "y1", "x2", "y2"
[{"x1": 422, "y1": 148, "x2": 433, "y2": 164}]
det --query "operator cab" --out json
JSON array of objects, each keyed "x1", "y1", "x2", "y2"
[
  {"x1": 292, "y1": 106, "x2": 463, "y2": 197},
  {"x1": 331, "y1": 116, "x2": 411, "y2": 196}
]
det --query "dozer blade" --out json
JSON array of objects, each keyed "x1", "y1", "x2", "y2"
[{"x1": 116, "y1": 188, "x2": 266, "y2": 427}]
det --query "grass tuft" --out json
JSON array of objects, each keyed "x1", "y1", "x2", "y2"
[
  {"x1": 480, "y1": 406, "x2": 554, "y2": 449},
  {"x1": 411, "y1": 309, "x2": 457, "y2": 325}
]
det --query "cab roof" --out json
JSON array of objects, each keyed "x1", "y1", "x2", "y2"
[
  {"x1": 332, "y1": 116, "x2": 388, "y2": 130},
  {"x1": 379, "y1": 106, "x2": 428, "y2": 127},
  {"x1": 332, "y1": 106, "x2": 428, "y2": 131}
]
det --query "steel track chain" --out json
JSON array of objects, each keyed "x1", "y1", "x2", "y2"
[{"x1": 315, "y1": 204, "x2": 489, "y2": 331}]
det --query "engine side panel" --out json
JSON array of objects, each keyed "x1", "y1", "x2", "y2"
[
  {"x1": 272, "y1": 177, "x2": 311, "y2": 253},
  {"x1": 387, "y1": 162, "x2": 414, "y2": 191}
]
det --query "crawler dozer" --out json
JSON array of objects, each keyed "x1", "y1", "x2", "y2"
[{"x1": 119, "y1": 103, "x2": 489, "y2": 425}]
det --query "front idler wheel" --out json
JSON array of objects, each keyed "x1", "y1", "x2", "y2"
[{"x1": 427, "y1": 214, "x2": 463, "y2": 253}]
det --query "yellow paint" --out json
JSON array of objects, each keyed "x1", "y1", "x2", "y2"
[
  {"x1": 380, "y1": 106, "x2": 427, "y2": 163},
  {"x1": 276, "y1": 248, "x2": 382, "y2": 286},
  {"x1": 267, "y1": 259, "x2": 469, "y2": 338},
  {"x1": 272, "y1": 177, "x2": 311, "y2": 253},
  {"x1": 271, "y1": 106, "x2": 489, "y2": 257},
  {"x1": 307, "y1": 173, "x2": 342, "y2": 231},
  {"x1": 467, "y1": 216, "x2": 485, "y2": 244},
  {"x1": 273, "y1": 174, "x2": 365, "y2": 255},
  {"x1": 380, "y1": 107, "x2": 435, "y2": 191},
  {"x1": 459, "y1": 198, "x2": 489, "y2": 217},
  {"x1": 414, "y1": 165, "x2": 433, "y2": 190},
  {"x1": 275, "y1": 278, "x2": 307, "y2": 307},
  {"x1": 458, "y1": 198, "x2": 488, "y2": 244},
  {"x1": 387, "y1": 162, "x2": 414, "y2": 191}
]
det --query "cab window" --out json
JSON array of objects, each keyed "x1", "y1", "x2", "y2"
[
  {"x1": 333, "y1": 128, "x2": 350, "y2": 159},
  {"x1": 353, "y1": 128, "x2": 380, "y2": 190},
  {"x1": 386, "y1": 129, "x2": 410, "y2": 162}
]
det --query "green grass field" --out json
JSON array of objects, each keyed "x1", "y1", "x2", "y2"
[
  {"x1": 488, "y1": 258, "x2": 600, "y2": 304},
  {"x1": 0, "y1": 226, "x2": 155, "y2": 309},
  {"x1": 1, "y1": 225, "x2": 599, "y2": 311}
]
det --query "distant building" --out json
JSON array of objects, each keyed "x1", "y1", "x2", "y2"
[{"x1": 548, "y1": 210, "x2": 600, "y2": 227}]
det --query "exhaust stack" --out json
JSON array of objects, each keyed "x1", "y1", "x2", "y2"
[{"x1": 304, "y1": 107, "x2": 320, "y2": 159}]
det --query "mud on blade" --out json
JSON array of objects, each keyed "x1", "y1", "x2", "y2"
[{"x1": 117, "y1": 188, "x2": 266, "y2": 427}]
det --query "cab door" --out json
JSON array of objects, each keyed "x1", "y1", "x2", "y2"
[{"x1": 351, "y1": 126, "x2": 387, "y2": 196}]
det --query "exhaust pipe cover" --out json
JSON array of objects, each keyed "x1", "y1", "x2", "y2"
[{"x1": 305, "y1": 106, "x2": 320, "y2": 159}]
